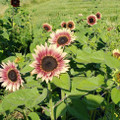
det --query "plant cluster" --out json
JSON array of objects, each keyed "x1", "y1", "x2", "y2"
[{"x1": 0, "y1": 0, "x2": 120, "y2": 120}]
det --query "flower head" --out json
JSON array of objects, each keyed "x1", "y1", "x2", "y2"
[
  {"x1": 43, "y1": 23, "x2": 52, "y2": 32},
  {"x1": 0, "y1": 61, "x2": 24, "y2": 91},
  {"x1": 67, "y1": 21, "x2": 75, "y2": 30},
  {"x1": 113, "y1": 69, "x2": 120, "y2": 86},
  {"x1": 112, "y1": 49, "x2": 120, "y2": 59},
  {"x1": 48, "y1": 29, "x2": 76, "y2": 47},
  {"x1": 11, "y1": 0, "x2": 20, "y2": 7},
  {"x1": 61, "y1": 21, "x2": 66, "y2": 28},
  {"x1": 30, "y1": 43, "x2": 70, "y2": 83},
  {"x1": 96, "y1": 12, "x2": 102, "y2": 19},
  {"x1": 87, "y1": 15, "x2": 97, "y2": 26}
]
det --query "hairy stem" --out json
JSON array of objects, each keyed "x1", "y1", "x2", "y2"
[{"x1": 48, "y1": 83, "x2": 55, "y2": 120}]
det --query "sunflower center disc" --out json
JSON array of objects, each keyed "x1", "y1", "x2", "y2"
[
  {"x1": 97, "y1": 14, "x2": 100, "y2": 18},
  {"x1": 117, "y1": 73, "x2": 120, "y2": 82},
  {"x1": 63, "y1": 24, "x2": 66, "y2": 28},
  {"x1": 89, "y1": 18, "x2": 94, "y2": 23},
  {"x1": 57, "y1": 36, "x2": 68, "y2": 45},
  {"x1": 42, "y1": 56, "x2": 58, "y2": 72},
  {"x1": 8, "y1": 70, "x2": 17, "y2": 82},
  {"x1": 68, "y1": 23, "x2": 73, "y2": 28},
  {"x1": 13, "y1": 0, "x2": 19, "y2": 5},
  {"x1": 44, "y1": 26, "x2": 49, "y2": 31}
]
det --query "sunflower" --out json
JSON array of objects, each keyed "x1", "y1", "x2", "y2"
[
  {"x1": 11, "y1": 0, "x2": 20, "y2": 7},
  {"x1": 112, "y1": 49, "x2": 120, "y2": 59},
  {"x1": 0, "y1": 61, "x2": 24, "y2": 91},
  {"x1": 113, "y1": 69, "x2": 120, "y2": 86},
  {"x1": 96, "y1": 12, "x2": 102, "y2": 19},
  {"x1": 61, "y1": 21, "x2": 66, "y2": 28},
  {"x1": 43, "y1": 23, "x2": 52, "y2": 32},
  {"x1": 48, "y1": 29, "x2": 76, "y2": 47},
  {"x1": 87, "y1": 15, "x2": 97, "y2": 26},
  {"x1": 30, "y1": 43, "x2": 70, "y2": 83},
  {"x1": 67, "y1": 21, "x2": 75, "y2": 30}
]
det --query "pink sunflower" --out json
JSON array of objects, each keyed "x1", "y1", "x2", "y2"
[
  {"x1": 11, "y1": 0, "x2": 20, "y2": 7},
  {"x1": 96, "y1": 12, "x2": 102, "y2": 19},
  {"x1": 87, "y1": 15, "x2": 97, "y2": 26},
  {"x1": 67, "y1": 21, "x2": 75, "y2": 30},
  {"x1": 112, "y1": 49, "x2": 120, "y2": 59},
  {"x1": 48, "y1": 29, "x2": 76, "y2": 47},
  {"x1": 61, "y1": 21, "x2": 67, "y2": 28},
  {"x1": 30, "y1": 43, "x2": 70, "y2": 83},
  {"x1": 43, "y1": 23, "x2": 52, "y2": 32},
  {"x1": 0, "y1": 61, "x2": 24, "y2": 92}
]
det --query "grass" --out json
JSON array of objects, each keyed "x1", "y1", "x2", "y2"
[{"x1": 0, "y1": 0, "x2": 120, "y2": 30}]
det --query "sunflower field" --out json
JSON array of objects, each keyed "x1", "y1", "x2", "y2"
[{"x1": 0, "y1": 0, "x2": 120, "y2": 120}]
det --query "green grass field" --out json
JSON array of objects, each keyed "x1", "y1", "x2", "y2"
[{"x1": 1, "y1": 0, "x2": 120, "y2": 28}]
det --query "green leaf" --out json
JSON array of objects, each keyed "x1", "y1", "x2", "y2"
[
  {"x1": 76, "y1": 75, "x2": 104, "y2": 91},
  {"x1": 83, "y1": 94, "x2": 104, "y2": 110},
  {"x1": 52, "y1": 73, "x2": 70, "y2": 90},
  {"x1": 90, "y1": 51, "x2": 104, "y2": 63},
  {"x1": 55, "y1": 101, "x2": 67, "y2": 119},
  {"x1": 29, "y1": 88, "x2": 47, "y2": 108},
  {"x1": 2, "y1": 88, "x2": 47, "y2": 112},
  {"x1": 64, "y1": 77, "x2": 88, "y2": 97},
  {"x1": 28, "y1": 112, "x2": 40, "y2": 120},
  {"x1": 111, "y1": 87, "x2": 120, "y2": 104},
  {"x1": 75, "y1": 49, "x2": 91, "y2": 63},
  {"x1": 3, "y1": 56, "x2": 16, "y2": 63},
  {"x1": 75, "y1": 49, "x2": 104, "y2": 64},
  {"x1": 65, "y1": 45, "x2": 78, "y2": 55},
  {"x1": 104, "y1": 54, "x2": 120, "y2": 69},
  {"x1": 20, "y1": 62, "x2": 33, "y2": 74},
  {"x1": 67, "y1": 98, "x2": 89, "y2": 120}
]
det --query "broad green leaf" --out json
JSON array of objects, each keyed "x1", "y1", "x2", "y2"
[
  {"x1": 55, "y1": 101, "x2": 67, "y2": 119},
  {"x1": 90, "y1": 51, "x2": 104, "y2": 63},
  {"x1": 52, "y1": 73, "x2": 70, "y2": 90},
  {"x1": 104, "y1": 54, "x2": 120, "y2": 69},
  {"x1": 20, "y1": 62, "x2": 33, "y2": 74},
  {"x1": 75, "y1": 50, "x2": 91, "y2": 63},
  {"x1": 67, "y1": 99, "x2": 89, "y2": 120},
  {"x1": 64, "y1": 77, "x2": 88, "y2": 97},
  {"x1": 29, "y1": 88, "x2": 47, "y2": 108},
  {"x1": 76, "y1": 75, "x2": 104, "y2": 91},
  {"x1": 2, "y1": 56, "x2": 16, "y2": 63},
  {"x1": 2, "y1": 88, "x2": 47, "y2": 112},
  {"x1": 83, "y1": 94, "x2": 104, "y2": 110},
  {"x1": 28, "y1": 112, "x2": 40, "y2": 120},
  {"x1": 75, "y1": 49, "x2": 104, "y2": 64},
  {"x1": 111, "y1": 87, "x2": 120, "y2": 104},
  {"x1": 65, "y1": 45, "x2": 78, "y2": 55}
]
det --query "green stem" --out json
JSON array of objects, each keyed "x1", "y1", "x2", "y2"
[
  {"x1": 61, "y1": 90, "x2": 66, "y2": 120},
  {"x1": 48, "y1": 83, "x2": 55, "y2": 120}
]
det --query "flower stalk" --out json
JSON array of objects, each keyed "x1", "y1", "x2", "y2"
[{"x1": 48, "y1": 82, "x2": 55, "y2": 120}]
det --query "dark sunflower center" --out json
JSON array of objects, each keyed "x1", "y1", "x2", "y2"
[
  {"x1": 114, "y1": 52, "x2": 120, "y2": 58},
  {"x1": 68, "y1": 23, "x2": 73, "y2": 28},
  {"x1": 63, "y1": 24, "x2": 66, "y2": 28},
  {"x1": 89, "y1": 18, "x2": 94, "y2": 23},
  {"x1": 12, "y1": 0, "x2": 19, "y2": 5},
  {"x1": 8, "y1": 70, "x2": 17, "y2": 82},
  {"x1": 96, "y1": 14, "x2": 100, "y2": 18},
  {"x1": 42, "y1": 56, "x2": 58, "y2": 72},
  {"x1": 44, "y1": 26, "x2": 49, "y2": 31},
  {"x1": 57, "y1": 36, "x2": 68, "y2": 45}
]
